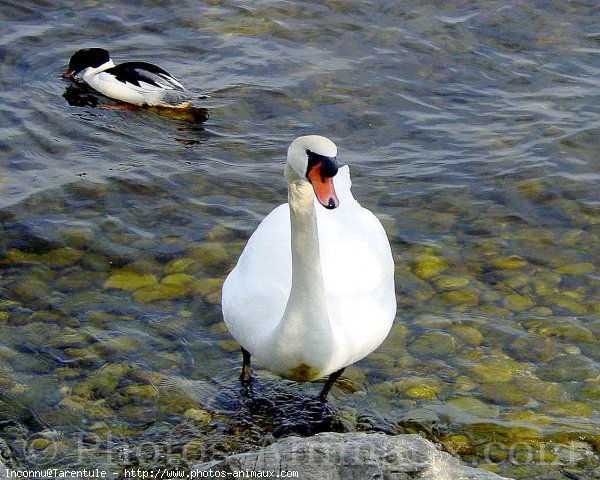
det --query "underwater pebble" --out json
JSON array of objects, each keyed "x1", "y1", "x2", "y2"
[
  {"x1": 492, "y1": 256, "x2": 528, "y2": 270},
  {"x1": 533, "y1": 280, "x2": 558, "y2": 297},
  {"x1": 133, "y1": 283, "x2": 190, "y2": 303},
  {"x1": 556, "y1": 262, "x2": 595, "y2": 275},
  {"x1": 98, "y1": 336, "x2": 142, "y2": 355},
  {"x1": 194, "y1": 277, "x2": 224, "y2": 296},
  {"x1": 453, "y1": 376, "x2": 477, "y2": 392},
  {"x1": 56, "y1": 368, "x2": 81, "y2": 380},
  {"x1": 549, "y1": 296, "x2": 588, "y2": 315},
  {"x1": 508, "y1": 335, "x2": 557, "y2": 363},
  {"x1": 529, "y1": 306, "x2": 553, "y2": 316},
  {"x1": 537, "y1": 355, "x2": 598, "y2": 382},
  {"x1": 75, "y1": 363, "x2": 130, "y2": 398},
  {"x1": 448, "y1": 397, "x2": 500, "y2": 418},
  {"x1": 540, "y1": 401, "x2": 593, "y2": 418},
  {"x1": 41, "y1": 247, "x2": 84, "y2": 268},
  {"x1": 207, "y1": 224, "x2": 237, "y2": 242},
  {"x1": 122, "y1": 385, "x2": 158, "y2": 399},
  {"x1": 80, "y1": 253, "x2": 112, "y2": 272},
  {"x1": 411, "y1": 315, "x2": 452, "y2": 329},
  {"x1": 29, "y1": 438, "x2": 52, "y2": 450},
  {"x1": 438, "y1": 289, "x2": 479, "y2": 307},
  {"x1": 63, "y1": 347, "x2": 102, "y2": 364},
  {"x1": 434, "y1": 276, "x2": 470, "y2": 290},
  {"x1": 503, "y1": 411, "x2": 553, "y2": 425},
  {"x1": 412, "y1": 254, "x2": 448, "y2": 280},
  {"x1": 480, "y1": 382, "x2": 529, "y2": 406},
  {"x1": 503, "y1": 293, "x2": 535, "y2": 312},
  {"x1": 514, "y1": 377, "x2": 569, "y2": 402},
  {"x1": 162, "y1": 273, "x2": 195, "y2": 286},
  {"x1": 409, "y1": 331, "x2": 457, "y2": 357},
  {"x1": 184, "y1": 408, "x2": 212, "y2": 423},
  {"x1": 440, "y1": 435, "x2": 474, "y2": 455},
  {"x1": 539, "y1": 318, "x2": 596, "y2": 343},
  {"x1": 103, "y1": 271, "x2": 158, "y2": 291},
  {"x1": 448, "y1": 325, "x2": 483, "y2": 345},
  {"x1": 55, "y1": 270, "x2": 97, "y2": 292},
  {"x1": 499, "y1": 273, "x2": 530, "y2": 290},
  {"x1": 0, "y1": 300, "x2": 20, "y2": 309},
  {"x1": 0, "y1": 249, "x2": 40, "y2": 266},
  {"x1": 11, "y1": 277, "x2": 50, "y2": 304},
  {"x1": 189, "y1": 243, "x2": 229, "y2": 269},
  {"x1": 165, "y1": 257, "x2": 201, "y2": 274},
  {"x1": 579, "y1": 381, "x2": 600, "y2": 401},
  {"x1": 218, "y1": 340, "x2": 240, "y2": 352},
  {"x1": 393, "y1": 377, "x2": 442, "y2": 400},
  {"x1": 469, "y1": 358, "x2": 524, "y2": 383}
]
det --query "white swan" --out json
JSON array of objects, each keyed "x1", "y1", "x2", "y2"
[{"x1": 222, "y1": 135, "x2": 396, "y2": 400}]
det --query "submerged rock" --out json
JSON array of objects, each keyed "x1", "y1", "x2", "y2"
[
  {"x1": 103, "y1": 271, "x2": 158, "y2": 291},
  {"x1": 413, "y1": 254, "x2": 448, "y2": 280},
  {"x1": 193, "y1": 432, "x2": 509, "y2": 479}
]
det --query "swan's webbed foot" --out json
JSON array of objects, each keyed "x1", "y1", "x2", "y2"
[
  {"x1": 240, "y1": 346, "x2": 252, "y2": 386},
  {"x1": 318, "y1": 367, "x2": 345, "y2": 402}
]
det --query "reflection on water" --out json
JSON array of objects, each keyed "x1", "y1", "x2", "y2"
[{"x1": 0, "y1": 0, "x2": 599, "y2": 478}]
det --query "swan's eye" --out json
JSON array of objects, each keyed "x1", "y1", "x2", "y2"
[{"x1": 305, "y1": 150, "x2": 338, "y2": 179}]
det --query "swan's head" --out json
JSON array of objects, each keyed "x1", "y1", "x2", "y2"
[{"x1": 285, "y1": 135, "x2": 340, "y2": 209}]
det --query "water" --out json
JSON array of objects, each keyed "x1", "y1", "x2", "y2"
[{"x1": 0, "y1": 0, "x2": 599, "y2": 478}]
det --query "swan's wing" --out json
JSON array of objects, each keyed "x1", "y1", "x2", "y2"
[
  {"x1": 329, "y1": 165, "x2": 355, "y2": 205},
  {"x1": 222, "y1": 204, "x2": 292, "y2": 353},
  {"x1": 316, "y1": 168, "x2": 396, "y2": 365}
]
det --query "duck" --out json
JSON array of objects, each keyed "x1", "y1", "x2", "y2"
[
  {"x1": 63, "y1": 48, "x2": 190, "y2": 108},
  {"x1": 222, "y1": 135, "x2": 396, "y2": 401}
]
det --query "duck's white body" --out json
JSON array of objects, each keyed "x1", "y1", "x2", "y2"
[
  {"x1": 81, "y1": 63, "x2": 187, "y2": 107},
  {"x1": 222, "y1": 137, "x2": 396, "y2": 383}
]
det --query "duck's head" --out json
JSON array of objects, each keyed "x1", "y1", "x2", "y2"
[
  {"x1": 285, "y1": 135, "x2": 340, "y2": 210},
  {"x1": 63, "y1": 48, "x2": 113, "y2": 79}
]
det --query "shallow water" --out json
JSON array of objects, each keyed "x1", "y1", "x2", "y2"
[{"x1": 0, "y1": 0, "x2": 599, "y2": 478}]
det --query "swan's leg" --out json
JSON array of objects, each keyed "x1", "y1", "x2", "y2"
[
  {"x1": 318, "y1": 367, "x2": 345, "y2": 402},
  {"x1": 240, "y1": 347, "x2": 252, "y2": 385}
]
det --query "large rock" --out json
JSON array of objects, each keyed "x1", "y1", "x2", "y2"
[{"x1": 193, "y1": 432, "x2": 510, "y2": 480}]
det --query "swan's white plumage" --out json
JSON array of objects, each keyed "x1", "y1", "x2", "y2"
[{"x1": 222, "y1": 142, "x2": 396, "y2": 382}]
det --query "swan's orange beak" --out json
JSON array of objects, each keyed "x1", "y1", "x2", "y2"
[{"x1": 307, "y1": 162, "x2": 340, "y2": 210}]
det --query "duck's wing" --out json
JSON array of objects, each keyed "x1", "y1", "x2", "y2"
[{"x1": 104, "y1": 62, "x2": 185, "y2": 92}]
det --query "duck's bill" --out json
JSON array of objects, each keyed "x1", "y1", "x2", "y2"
[
  {"x1": 62, "y1": 70, "x2": 75, "y2": 79},
  {"x1": 307, "y1": 165, "x2": 340, "y2": 210}
]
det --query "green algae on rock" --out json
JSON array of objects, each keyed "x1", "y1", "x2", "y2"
[
  {"x1": 104, "y1": 271, "x2": 158, "y2": 291},
  {"x1": 556, "y1": 262, "x2": 595, "y2": 275},
  {"x1": 393, "y1": 377, "x2": 442, "y2": 400},
  {"x1": 448, "y1": 397, "x2": 501, "y2": 418},
  {"x1": 188, "y1": 242, "x2": 230, "y2": 269},
  {"x1": 469, "y1": 357, "x2": 527, "y2": 384},
  {"x1": 409, "y1": 331, "x2": 457, "y2": 357},
  {"x1": 412, "y1": 254, "x2": 448, "y2": 280},
  {"x1": 491, "y1": 256, "x2": 528, "y2": 270},
  {"x1": 184, "y1": 408, "x2": 212, "y2": 424},
  {"x1": 435, "y1": 275, "x2": 471, "y2": 290},
  {"x1": 132, "y1": 283, "x2": 191, "y2": 303},
  {"x1": 539, "y1": 401, "x2": 593, "y2": 418}
]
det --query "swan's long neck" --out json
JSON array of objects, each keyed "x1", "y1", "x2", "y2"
[
  {"x1": 270, "y1": 180, "x2": 332, "y2": 371},
  {"x1": 286, "y1": 181, "x2": 329, "y2": 314}
]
